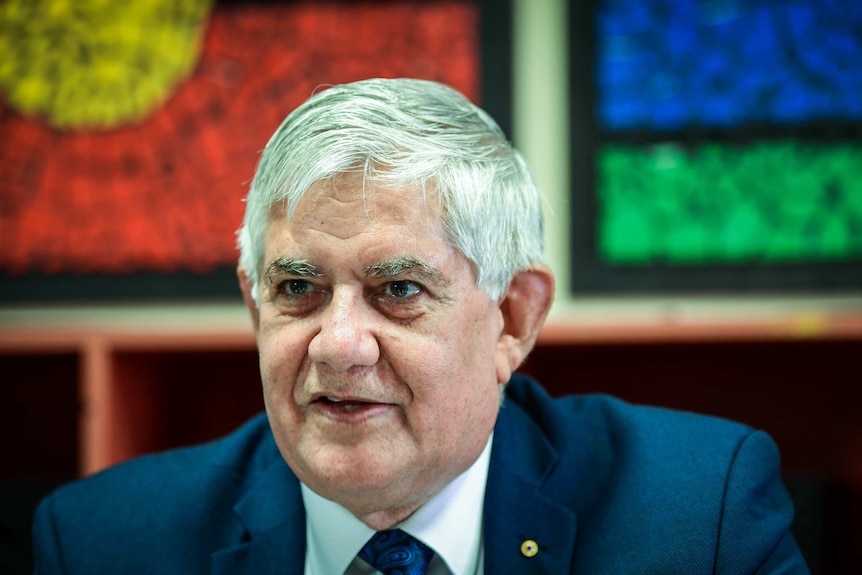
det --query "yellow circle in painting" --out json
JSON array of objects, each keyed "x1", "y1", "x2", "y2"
[{"x1": 0, "y1": 0, "x2": 213, "y2": 130}]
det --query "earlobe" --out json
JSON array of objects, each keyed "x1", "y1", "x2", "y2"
[
  {"x1": 494, "y1": 264, "x2": 555, "y2": 384},
  {"x1": 237, "y1": 267, "x2": 261, "y2": 332}
]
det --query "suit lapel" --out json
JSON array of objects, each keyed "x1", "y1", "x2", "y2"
[
  {"x1": 211, "y1": 456, "x2": 306, "y2": 575},
  {"x1": 484, "y1": 393, "x2": 578, "y2": 574}
]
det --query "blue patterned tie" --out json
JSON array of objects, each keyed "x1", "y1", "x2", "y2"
[{"x1": 359, "y1": 529, "x2": 435, "y2": 575}]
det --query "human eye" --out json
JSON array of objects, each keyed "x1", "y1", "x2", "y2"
[
  {"x1": 268, "y1": 278, "x2": 326, "y2": 316},
  {"x1": 282, "y1": 279, "x2": 315, "y2": 296},
  {"x1": 384, "y1": 280, "x2": 422, "y2": 299},
  {"x1": 372, "y1": 279, "x2": 430, "y2": 320}
]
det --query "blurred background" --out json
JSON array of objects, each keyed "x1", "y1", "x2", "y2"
[{"x1": 1, "y1": 0, "x2": 860, "y2": 573}]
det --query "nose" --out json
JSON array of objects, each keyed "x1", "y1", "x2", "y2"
[{"x1": 308, "y1": 288, "x2": 380, "y2": 371}]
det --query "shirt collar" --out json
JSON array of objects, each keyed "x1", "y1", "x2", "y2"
[{"x1": 302, "y1": 433, "x2": 494, "y2": 574}]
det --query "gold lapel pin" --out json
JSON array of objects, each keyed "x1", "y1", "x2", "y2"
[{"x1": 520, "y1": 539, "x2": 539, "y2": 558}]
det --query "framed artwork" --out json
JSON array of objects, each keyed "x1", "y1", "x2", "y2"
[
  {"x1": 569, "y1": 0, "x2": 862, "y2": 294},
  {"x1": 0, "y1": 0, "x2": 511, "y2": 303}
]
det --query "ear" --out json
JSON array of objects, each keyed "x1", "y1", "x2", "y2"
[
  {"x1": 494, "y1": 264, "x2": 555, "y2": 385},
  {"x1": 237, "y1": 266, "x2": 260, "y2": 333}
]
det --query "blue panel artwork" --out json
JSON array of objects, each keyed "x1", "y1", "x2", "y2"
[{"x1": 597, "y1": 0, "x2": 862, "y2": 130}]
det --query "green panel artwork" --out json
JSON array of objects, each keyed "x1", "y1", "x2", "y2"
[{"x1": 598, "y1": 142, "x2": 862, "y2": 265}]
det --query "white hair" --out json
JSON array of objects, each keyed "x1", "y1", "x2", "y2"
[{"x1": 237, "y1": 78, "x2": 544, "y2": 303}]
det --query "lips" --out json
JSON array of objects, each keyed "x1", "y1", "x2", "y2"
[
  {"x1": 316, "y1": 396, "x2": 377, "y2": 411},
  {"x1": 309, "y1": 391, "x2": 396, "y2": 420}
]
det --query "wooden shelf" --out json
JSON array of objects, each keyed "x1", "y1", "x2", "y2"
[
  {"x1": 1, "y1": 298, "x2": 860, "y2": 476},
  {"x1": 542, "y1": 294, "x2": 862, "y2": 344},
  {"x1": 2, "y1": 299, "x2": 861, "y2": 571},
  {"x1": 0, "y1": 304, "x2": 260, "y2": 475}
]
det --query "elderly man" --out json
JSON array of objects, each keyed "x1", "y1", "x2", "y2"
[{"x1": 33, "y1": 78, "x2": 809, "y2": 574}]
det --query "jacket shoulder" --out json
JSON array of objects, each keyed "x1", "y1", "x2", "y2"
[
  {"x1": 505, "y1": 372, "x2": 755, "y2": 462},
  {"x1": 33, "y1": 413, "x2": 282, "y2": 573},
  {"x1": 46, "y1": 412, "x2": 277, "y2": 505},
  {"x1": 499, "y1": 374, "x2": 805, "y2": 573}
]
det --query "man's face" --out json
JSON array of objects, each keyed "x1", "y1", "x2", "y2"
[{"x1": 245, "y1": 172, "x2": 506, "y2": 523}]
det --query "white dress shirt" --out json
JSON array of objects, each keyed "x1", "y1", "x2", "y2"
[{"x1": 302, "y1": 434, "x2": 493, "y2": 575}]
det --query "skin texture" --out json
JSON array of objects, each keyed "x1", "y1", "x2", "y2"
[{"x1": 238, "y1": 172, "x2": 553, "y2": 529}]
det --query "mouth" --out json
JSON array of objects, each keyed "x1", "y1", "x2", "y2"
[
  {"x1": 309, "y1": 394, "x2": 396, "y2": 422},
  {"x1": 315, "y1": 396, "x2": 380, "y2": 411}
]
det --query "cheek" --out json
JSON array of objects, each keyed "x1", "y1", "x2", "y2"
[
  {"x1": 401, "y1": 309, "x2": 501, "y2": 416},
  {"x1": 452, "y1": 307, "x2": 502, "y2": 376},
  {"x1": 258, "y1": 327, "x2": 307, "y2": 399},
  {"x1": 451, "y1": 309, "x2": 505, "y2": 415}
]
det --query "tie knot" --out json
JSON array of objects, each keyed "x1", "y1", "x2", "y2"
[{"x1": 358, "y1": 529, "x2": 435, "y2": 575}]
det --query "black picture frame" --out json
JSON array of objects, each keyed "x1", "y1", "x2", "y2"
[{"x1": 568, "y1": 0, "x2": 862, "y2": 295}]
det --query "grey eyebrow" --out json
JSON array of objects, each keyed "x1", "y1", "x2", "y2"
[
  {"x1": 364, "y1": 257, "x2": 444, "y2": 285},
  {"x1": 264, "y1": 257, "x2": 322, "y2": 285}
]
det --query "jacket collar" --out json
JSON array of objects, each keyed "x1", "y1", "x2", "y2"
[
  {"x1": 211, "y1": 453, "x2": 306, "y2": 575},
  {"x1": 483, "y1": 382, "x2": 579, "y2": 574}
]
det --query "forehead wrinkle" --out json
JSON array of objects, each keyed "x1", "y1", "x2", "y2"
[{"x1": 364, "y1": 257, "x2": 446, "y2": 285}]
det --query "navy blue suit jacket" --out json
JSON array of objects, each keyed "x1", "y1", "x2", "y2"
[{"x1": 33, "y1": 374, "x2": 809, "y2": 573}]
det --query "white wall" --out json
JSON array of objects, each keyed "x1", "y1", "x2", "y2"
[{"x1": 513, "y1": 0, "x2": 571, "y2": 306}]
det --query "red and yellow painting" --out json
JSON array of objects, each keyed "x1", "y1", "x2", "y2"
[{"x1": 0, "y1": 1, "x2": 479, "y2": 284}]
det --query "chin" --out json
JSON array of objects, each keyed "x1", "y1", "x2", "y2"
[{"x1": 296, "y1": 447, "x2": 408, "y2": 493}]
